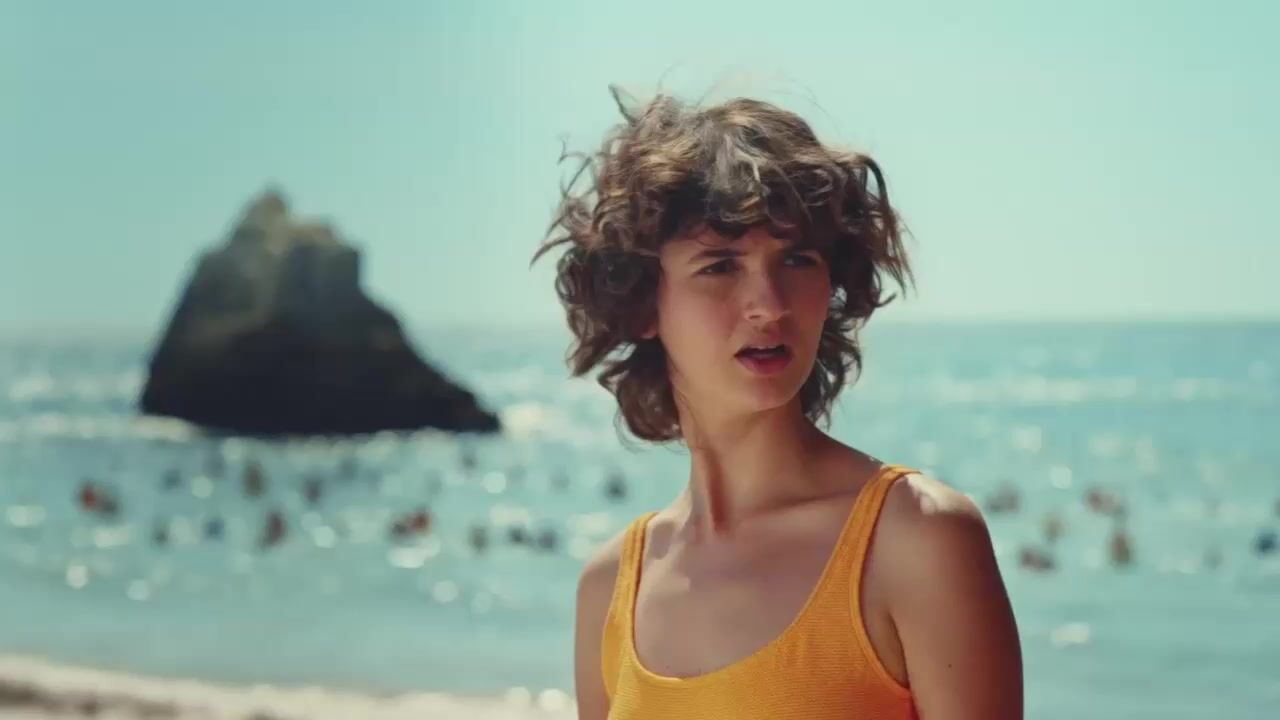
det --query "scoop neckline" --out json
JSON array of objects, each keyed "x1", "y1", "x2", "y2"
[{"x1": 624, "y1": 462, "x2": 899, "y2": 687}]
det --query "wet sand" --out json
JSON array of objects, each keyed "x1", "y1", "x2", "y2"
[{"x1": 0, "y1": 655, "x2": 574, "y2": 720}]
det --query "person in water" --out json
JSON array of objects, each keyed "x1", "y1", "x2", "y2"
[
  {"x1": 77, "y1": 480, "x2": 119, "y2": 518},
  {"x1": 259, "y1": 509, "x2": 286, "y2": 549},
  {"x1": 534, "y1": 87, "x2": 1022, "y2": 719}
]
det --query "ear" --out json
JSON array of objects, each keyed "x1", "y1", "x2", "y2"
[{"x1": 638, "y1": 319, "x2": 658, "y2": 340}]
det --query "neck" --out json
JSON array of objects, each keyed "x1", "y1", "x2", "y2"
[{"x1": 671, "y1": 396, "x2": 835, "y2": 542}]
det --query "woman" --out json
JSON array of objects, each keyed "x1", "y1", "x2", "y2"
[{"x1": 533, "y1": 87, "x2": 1022, "y2": 719}]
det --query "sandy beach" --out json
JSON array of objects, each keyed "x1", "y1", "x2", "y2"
[{"x1": 0, "y1": 655, "x2": 575, "y2": 720}]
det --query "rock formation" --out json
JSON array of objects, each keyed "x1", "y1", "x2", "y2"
[{"x1": 139, "y1": 188, "x2": 500, "y2": 437}]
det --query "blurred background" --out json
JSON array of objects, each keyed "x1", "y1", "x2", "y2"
[{"x1": 1, "y1": 1, "x2": 1278, "y2": 718}]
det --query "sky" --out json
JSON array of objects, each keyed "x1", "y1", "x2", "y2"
[{"x1": 2, "y1": 0, "x2": 1277, "y2": 336}]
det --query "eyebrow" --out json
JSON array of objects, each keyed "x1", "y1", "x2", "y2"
[
  {"x1": 688, "y1": 247, "x2": 743, "y2": 262},
  {"x1": 686, "y1": 242, "x2": 818, "y2": 263}
]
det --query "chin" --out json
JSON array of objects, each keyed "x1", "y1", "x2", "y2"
[{"x1": 734, "y1": 377, "x2": 807, "y2": 413}]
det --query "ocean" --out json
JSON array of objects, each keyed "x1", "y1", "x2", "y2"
[{"x1": 1, "y1": 321, "x2": 1278, "y2": 719}]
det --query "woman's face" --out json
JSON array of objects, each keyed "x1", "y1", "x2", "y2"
[{"x1": 647, "y1": 225, "x2": 832, "y2": 420}]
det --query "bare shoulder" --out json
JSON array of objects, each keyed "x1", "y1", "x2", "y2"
[
  {"x1": 876, "y1": 470, "x2": 1024, "y2": 718},
  {"x1": 875, "y1": 470, "x2": 1000, "y2": 603},
  {"x1": 573, "y1": 521, "x2": 632, "y2": 720},
  {"x1": 578, "y1": 523, "x2": 629, "y2": 601},
  {"x1": 880, "y1": 470, "x2": 986, "y2": 537}
]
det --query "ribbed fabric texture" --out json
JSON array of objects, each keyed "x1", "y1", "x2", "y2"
[{"x1": 600, "y1": 464, "x2": 918, "y2": 719}]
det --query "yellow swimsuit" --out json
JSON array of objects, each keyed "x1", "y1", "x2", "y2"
[{"x1": 600, "y1": 464, "x2": 919, "y2": 719}]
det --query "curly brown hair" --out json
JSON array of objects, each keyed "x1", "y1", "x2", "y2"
[{"x1": 531, "y1": 86, "x2": 914, "y2": 444}]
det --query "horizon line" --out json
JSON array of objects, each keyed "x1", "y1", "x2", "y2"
[{"x1": 1, "y1": 314, "x2": 1278, "y2": 342}]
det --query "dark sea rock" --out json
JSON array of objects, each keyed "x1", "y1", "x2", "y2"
[{"x1": 139, "y1": 188, "x2": 500, "y2": 437}]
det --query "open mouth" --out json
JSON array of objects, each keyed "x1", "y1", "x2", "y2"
[
  {"x1": 735, "y1": 344, "x2": 790, "y2": 360},
  {"x1": 735, "y1": 344, "x2": 792, "y2": 374}
]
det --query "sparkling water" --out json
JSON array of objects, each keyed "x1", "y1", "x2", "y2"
[{"x1": 1, "y1": 322, "x2": 1278, "y2": 719}]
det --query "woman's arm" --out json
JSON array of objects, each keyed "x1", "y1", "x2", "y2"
[{"x1": 884, "y1": 474, "x2": 1024, "y2": 719}]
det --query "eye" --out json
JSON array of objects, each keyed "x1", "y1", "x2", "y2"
[
  {"x1": 784, "y1": 252, "x2": 820, "y2": 267},
  {"x1": 696, "y1": 259, "x2": 735, "y2": 275}
]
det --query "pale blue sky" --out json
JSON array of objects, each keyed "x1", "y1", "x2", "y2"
[{"x1": 2, "y1": 0, "x2": 1277, "y2": 335}]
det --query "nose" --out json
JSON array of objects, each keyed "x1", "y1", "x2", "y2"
[{"x1": 741, "y1": 266, "x2": 788, "y2": 324}]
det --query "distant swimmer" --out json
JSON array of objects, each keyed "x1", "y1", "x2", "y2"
[
  {"x1": 469, "y1": 524, "x2": 489, "y2": 553},
  {"x1": 243, "y1": 459, "x2": 266, "y2": 498},
  {"x1": 259, "y1": 510, "x2": 286, "y2": 549},
  {"x1": 303, "y1": 474, "x2": 324, "y2": 505},
  {"x1": 460, "y1": 445, "x2": 478, "y2": 473},
  {"x1": 162, "y1": 467, "x2": 182, "y2": 491},
  {"x1": 1085, "y1": 487, "x2": 1125, "y2": 518},
  {"x1": 411, "y1": 509, "x2": 430, "y2": 532},
  {"x1": 77, "y1": 480, "x2": 119, "y2": 518},
  {"x1": 535, "y1": 527, "x2": 559, "y2": 553},
  {"x1": 1255, "y1": 529, "x2": 1278, "y2": 556},
  {"x1": 1018, "y1": 546, "x2": 1055, "y2": 573},
  {"x1": 204, "y1": 516, "x2": 225, "y2": 540},
  {"x1": 508, "y1": 525, "x2": 530, "y2": 546},
  {"x1": 1042, "y1": 512, "x2": 1065, "y2": 544},
  {"x1": 605, "y1": 470, "x2": 627, "y2": 502},
  {"x1": 1109, "y1": 522, "x2": 1134, "y2": 567},
  {"x1": 77, "y1": 481, "x2": 100, "y2": 513},
  {"x1": 152, "y1": 520, "x2": 170, "y2": 546},
  {"x1": 984, "y1": 482, "x2": 1020, "y2": 515},
  {"x1": 391, "y1": 508, "x2": 433, "y2": 539}
]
